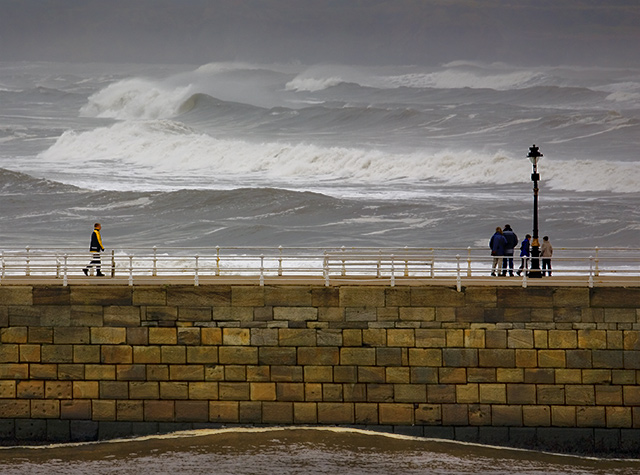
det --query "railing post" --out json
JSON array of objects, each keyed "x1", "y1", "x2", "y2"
[
  {"x1": 341, "y1": 246, "x2": 346, "y2": 276},
  {"x1": 63, "y1": 254, "x2": 68, "y2": 287},
  {"x1": 404, "y1": 246, "x2": 409, "y2": 277},
  {"x1": 1, "y1": 250, "x2": 4, "y2": 280},
  {"x1": 128, "y1": 255, "x2": 134, "y2": 286},
  {"x1": 278, "y1": 246, "x2": 283, "y2": 276},
  {"x1": 390, "y1": 254, "x2": 395, "y2": 287},
  {"x1": 522, "y1": 263, "x2": 528, "y2": 288},
  {"x1": 111, "y1": 249, "x2": 115, "y2": 278},
  {"x1": 215, "y1": 246, "x2": 220, "y2": 276},
  {"x1": 323, "y1": 251, "x2": 330, "y2": 287},
  {"x1": 467, "y1": 246, "x2": 472, "y2": 277},
  {"x1": 194, "y1": 254, "x2": 199, "y2": 286},
  {"x1": 152, "y1": 246, "x2": 157, "y2": 277},
  {"x1": 456, "y1": 254, "x2": 461, "y2": 292},
  {"x1": 260, "y1": 254, "x2": 265, "y2": 286},
  {"x1": 430, "y1": 249, "x2": 435, "y2": 278},
  {"x1": 377, "y1": 249, "x2": 382, "y2": 278},
  {"x1": 594, "y1": 246, "x2": 600, "y2": 276},
  {"x1": 25, "y1": 246, "x2": 30, "y2": 276},
  {"x1": 589, "y1": 256, "x2": 594, "y2": 288}
]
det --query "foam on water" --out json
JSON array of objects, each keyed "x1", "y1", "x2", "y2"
[
  {"x1": 0, "y1": 427, "x2": 638, "y2": 475},
  {"x1": 38, "y1": 120, "x2": 640, "y2": 193}
]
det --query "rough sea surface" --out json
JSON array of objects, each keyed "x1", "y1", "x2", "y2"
[{"x1": 1, "y1": 61, "x2": 639, "y2": 250}]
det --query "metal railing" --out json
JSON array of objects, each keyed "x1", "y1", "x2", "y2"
[{"x1": 1, "y1": 246, "x2": 638, "y2": 289}]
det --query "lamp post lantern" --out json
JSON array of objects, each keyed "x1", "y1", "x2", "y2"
[{"x1": 527, "y1": 144, "x2": 543, "y2": 278}]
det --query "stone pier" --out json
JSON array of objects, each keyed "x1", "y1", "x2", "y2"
[{"x1": 0, "y1": 283, "x2": 639, "y2": 454}]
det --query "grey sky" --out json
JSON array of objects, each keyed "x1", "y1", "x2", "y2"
[{"x1": 1, "y1": 0, "x2": 639, "y2": 66}]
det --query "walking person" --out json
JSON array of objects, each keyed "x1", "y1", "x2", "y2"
[
  {"x1": 501, "y1": 224, "x2": 518, "y2": 276},
  {"x1": 517, "y1": 234, "x2": 531, "y2": 276},
  {"x1": 83, "y1": 223, "x2": 105, "y2": 277},
  {"x1": 489, "y1": 227, "x2": 507, "y2": 277},
  {"x1": 541, "y1": 235, "x2": 553, "y2": 276}
]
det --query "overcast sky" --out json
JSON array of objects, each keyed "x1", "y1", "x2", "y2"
[{"x1": 2, "y1": 0, "x2": 639, "y2": 66}]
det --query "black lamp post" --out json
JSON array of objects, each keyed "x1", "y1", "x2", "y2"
[{"x1": 527, "y1": 144, "x2": 543, "y2": 278}]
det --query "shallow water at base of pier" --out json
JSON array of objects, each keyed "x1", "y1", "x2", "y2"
[{"x1": 0, "y1": 428, "x2": 638, "y2": 475}]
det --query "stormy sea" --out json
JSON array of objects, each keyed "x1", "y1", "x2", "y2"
[{"x1": 0, "y1": 60, "x2": 639, "y2": 250}]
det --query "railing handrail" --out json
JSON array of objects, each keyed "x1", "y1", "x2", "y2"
[{"x1": 1, "y1": 246, "x2": 639, "y2": 289}]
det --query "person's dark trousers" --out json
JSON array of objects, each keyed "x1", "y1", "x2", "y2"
[
  {"x1": 502, "y1": 253, "x2": 514, "y2": 276},
  {"x1": 517, "y1": 257, "x2": 528, "y2": 276},
  {"x1": 542, "y1": 258, "x2": 552, "y2": 276},
  {"x1": 84, "y1": 252, "x2": 104, "y2": 276}
]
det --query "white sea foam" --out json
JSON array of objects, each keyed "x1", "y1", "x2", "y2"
[
  {"x1": 38, "y1": 120, "x2": 640, "y2": 193},
  {"x1": 80, "y1": 78, "x2": 193, "y2": 120},
  {"x1": 285, "y1": 76, "x2": 344, "y2": 92}
]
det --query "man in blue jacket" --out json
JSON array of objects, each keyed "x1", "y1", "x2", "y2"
[
  {"x1": 83, "y1": 223, "x2": 105, "y2": 277},
  {"x1": 501, "y1": 224, "x2": 519, "y2": 276},
  {"x1": 489, "y1": 227, "x2": 507, "y2": 276}
]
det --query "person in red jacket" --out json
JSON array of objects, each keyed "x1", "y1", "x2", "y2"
[{"x1": 83, "y1": 223, "x2": 105, "y2": 276}]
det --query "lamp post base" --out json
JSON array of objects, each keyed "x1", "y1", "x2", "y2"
[{"x1": 529, "y1": 244, "x2": 542, "y2": 278}]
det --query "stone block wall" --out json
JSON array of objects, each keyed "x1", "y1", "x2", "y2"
[{"x1": 0, "y1": 284, "x2": 639, "y2": 453}]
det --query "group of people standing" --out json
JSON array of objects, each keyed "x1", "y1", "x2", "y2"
[{"x1": 489, "y1": 225, "x2": 553, "y2": 277}]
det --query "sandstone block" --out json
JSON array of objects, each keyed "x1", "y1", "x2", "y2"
[
  {"x1": 395, "y1": 384, "x2": 426, "y2": 403},
  {"x1": 427, "y1": 384, "x2": 456, "y2": 403},
  {"x1": 104, "y1": 306, "x2": 141, "y2": 327},
  {"x1": 188, "y1": 381, "x2": 218, "y2": 400},
  {"x1": 357, "y1": 366, "x2": 385, "y2": 383},
  {"x1": 159, "y1": 381, "x2": 188, "y2": 399},
  {"x1": 209, "y1": 401, "x2": 238, "y2": 422},
  {"x1": 415, "y1": 329, "x2": 446, "y2": 348},
  {"x1": 294, "y1": 402, "x2": 318, "y2": 423},
  {"x1": 92, "y1": 327, "x2": 127, "y2": 345},
  {"x1": 387, "y1": 329, "x2": 415, "y2": 347},
  {"x1": 169, "y1": 365, "x2": 204, "y2": 381},
  {"x1": 443, "y1": 348, "x2": 478, "y2": 367},
  {"x1": 116, "y1": 364, "x2": 146, "y2": 381},
  {"x1": 479, "y1": 384, "x2": 506, "y2": 404},
  {"x1": 54, "y1": 327, "x2": 90, "y2": 345},
  {"x1": 61, "y1": 400, "x2": 91, "y2": 420},
  {"x1": 479, "y1": 349, "x2": 515, "y2": 368},
  {"x1": 265, "y1": 286, "x2": 312, "y2": 306},
  {"x1": 538, "y1": 350, "x2": 566, "y2": 368},
  {"x1": 591, "y1": 288, "x2": 640, "y2": 308},
  {"x1": 262, "y1": 401, "x2": 293, "y2": 423},
  {"x1": 17, "y1": 380, "x2": 43, "y2": 399},
  {"x1": 344, "y1": 307, "x2": 376, "y2": 322},
  {"x1": 497, "y1": 288, "x2": 553, "y2": 308},
  {"x1": 161, "y1": 346, "x2": 185, "y2": 364},
  {"x1": 492, "y1": 405, "x2": 523, "y2": 426},
  {"x1": 318, "y1": 402, "x2": 354, "y2": 424},
  {"x1": 41, "y1": 344, "x2": 73, "y2": 363},
  {"x1": 456, "y1": 384, "x2": 479, "y2": 404},
  {"x1": 278, "y1": 329, "x2": 316, "y2": 346},
  {"x1": 0, "y1": 287, "x2": 32, "y2": 305},
  {"x1": 0, "y1": 344, "x2": 18, "y2": 363},
  {"x1": 128, "y1": 382, "x2": 159, "y2": 399},
  {"x1": 201, "y1": 328, "x2": 222, "y2": 346},
  {"x1": 408, "y1": 348, "x2": 442, "y2": 367},
  {"x1": 70, "y1": 287, "x2": 132, "y2": 306},
  {"x1": 298, "y1": 347, "x2": 339, "y2": 366},
  {"x1": 312, "y1": 287, "x2": 340, "y2": 307},
  {"x1": 376, "y1": 347, "x2": 402, "y2": 366},
  {"x1": 232, "y1": 286, "x2": 264, "y2": 306},
  {"x1": 250, "y1": 328, "x2": 278, "y2": 346},
  {"x1": 341, "y1": 347, "x2": 375, "y2": 366},
  {"x1": 167, "y1": 286, "x2": 231, "y2": 306},
  {"x1": 606, "y1": 407, "x2": 632, "y2": 428},
  {"x1": 175, "y1": 400, "x2": 209, "y2": 422},
  {"x1": 219, "y1": 347, "x2": 258, "y2": 365},
  {"x1": 145, "y1": 306, "x2": 177, "y2": 323},
  {"x1": 219, "y1": 382, "x2": 250, "y2": 400},
  {"x1": 186, "y1": 347, "x2": 218, "y2": 364},
  {"x1": 412, "y1": 288, "x2": 464, "y2": 307},
  {"x1": 84, "y1": 364, "x2": 115, "y2": 380},
  {"x1": 30, "y1": 399, "x2": 60, "y2": 419},
  {"x1": 101, "y1": 345, "x2": 133, "y2": 364},
  {"x1": 178, "y1": 307, "x2": 212, "y2": 322},
  {"x1": 116, "y1": 400, "x2": 144, "y2": 421},
  {"x1": 93, "y1": 399, "x2": 116, "y2": 421},
  {"x1": 144, "y1": 400, "x2": 175, "y2": 422},
  {"x1": 367, "y1": 383, "x2": 393, "y2": 402},
  {"x1": 259, "y1": 347, "x2": 296, "y2": 366},
  {"x1": 70, "y1": 305, "x2": 103, "y2": 327},
  {"x1": 340, "y1": 287, "x2": 385, "y2": 307}
]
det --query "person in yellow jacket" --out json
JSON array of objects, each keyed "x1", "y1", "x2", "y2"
[{"x1": 83, "y1": 223, "x2": 105, "y2": 276}]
